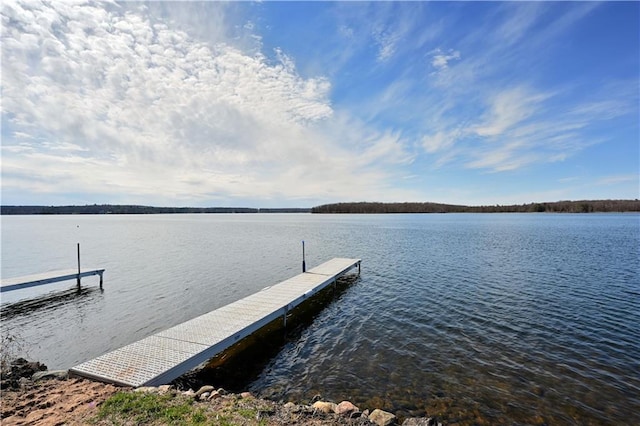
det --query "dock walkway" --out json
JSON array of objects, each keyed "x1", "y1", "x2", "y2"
[
  {"x1": 70, "y1": 258, "x2": 361, "y2": 387},
  {"x1": 0, "y1": 268, "x2": 105, "y2": 293}
]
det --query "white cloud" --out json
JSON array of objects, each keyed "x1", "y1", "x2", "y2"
[
  {"x1": 430, "y1": 48, "x2": 460, "y2": 71},
  {"x1": 1, "y1": 0, "x2": 424, "y2": 206},
  {"x1": 1, "y1": 1, "x2": 636, "y2": 206}
]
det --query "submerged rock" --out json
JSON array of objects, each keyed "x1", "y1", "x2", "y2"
[
  {"x1": 32, "y1": 370, "x2": 68, "y2": 381},
  {"x1": 402, "y1": 418, "x2": 442, "y2": 426}
]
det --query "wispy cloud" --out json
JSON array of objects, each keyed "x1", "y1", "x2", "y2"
[
  {"x1": 472, "y1": 87, "x2": 552, "y2": 137},
  {"x1": 596, "y1": 174, "x2": 639, "y2": 186},
  {"x1": 333, "y1": 2, "x2": 424, "y2": 64},
  {"x1": 413, "y1": 2, "x2": 636, "y2": 176}
]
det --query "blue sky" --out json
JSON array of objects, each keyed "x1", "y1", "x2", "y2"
[{"x1": 1, "y1": 1, "x2": 638, "y2": 207}]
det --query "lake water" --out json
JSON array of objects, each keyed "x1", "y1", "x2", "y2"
[{"x1": 1, "y1": 213, "x2": 638, "y2": 424}]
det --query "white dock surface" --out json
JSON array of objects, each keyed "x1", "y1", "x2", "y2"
[
  {"x1": 0, "y1": 268, "x2": 105, "y2": 293},
  {"x1": 70, "y1": 258, "x2": 361, "y2": 387}
]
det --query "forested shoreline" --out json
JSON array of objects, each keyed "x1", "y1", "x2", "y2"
[
  {"x1": 311, "y1": 200, "x2": 640, "y2": 214},
  {"x1": 2, "y1": 199, "x2": 638, "y2": 215},
  {"x1": 0, "y1": 205, "x2": 310, "y2": 215}
]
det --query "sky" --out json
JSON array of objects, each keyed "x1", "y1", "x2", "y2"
[{"x1": 1, "y1": 1, "x2": 638, "y2": 208}]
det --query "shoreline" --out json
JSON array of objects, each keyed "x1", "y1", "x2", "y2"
[
  {"x1": 2, "y1": 199, "x2": 639, "y2": 215},
  {"x1": 0, "y1": 361, "x2": 442, "y2": 426}
]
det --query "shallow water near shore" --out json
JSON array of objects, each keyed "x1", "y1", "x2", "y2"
[{"x1": 2, "y1": 213, "x2": 639, "y2": 424}]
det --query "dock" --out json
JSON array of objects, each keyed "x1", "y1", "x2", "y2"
[
  {"x1": 70, "y1": 257, "x2": 361, "y2": 387},
  {"x1": 0, "y1": 268, "x2": 105, "y2": 293}
]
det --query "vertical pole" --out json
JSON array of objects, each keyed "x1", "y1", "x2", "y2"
[
  {"x1": 77, "y1": 243, "x2": 81, "y2": 290},
  {"x1": 302, "y1": 240, "x2": 306, "y2": 273},
  {"x1": 99, "y1": 271, "x2": 103, "y2": 290}
]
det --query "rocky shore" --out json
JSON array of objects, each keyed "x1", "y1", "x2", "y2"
[{"x1": 0, "y1": 359, "x2": 444, "y2": 426}]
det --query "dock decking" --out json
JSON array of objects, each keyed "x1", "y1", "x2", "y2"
[
  {"x1": 0, "y1": 268, "x2": 105, "y2": 293},
  {"x1": 70, "y1": 257, "x2": 361, "y2": 387}
]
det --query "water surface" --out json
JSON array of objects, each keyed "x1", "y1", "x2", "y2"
[{"x1": 1, "y1": 213, "x2": 638, "y2": 424}]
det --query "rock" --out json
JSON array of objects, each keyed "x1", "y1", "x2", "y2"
[
  {"x1": 369, "y1": 408, "x2": 397, "y2": 426},
  {"x1": 183, "y1": 389, "x2": 195, "y2": 397},
  {"x1": 283, "y1": 401, "x2": 305, "y2": 413},
  {"x1": 1, "y1": 358, "x2": 48, "y2": 389},
  {"x1": 335, "y1": 400, "x2": 359, "y2": 415},
  {"x1": 134, "y1": 386, "x2": 159, "y2": 394},
  {"x1": 199, "y1": 392, "x2": 210, "y2": 401},
  {"x1": 32, "y1": 370, "x2": 68, "y2": 381},
  {"x1": 312, "y1": 400, "x2": 337, "y2": 414},
  {"x1": 217, "y1": 387, "x2": 227, "y2": 395},
  {"x1": 402, "y1": 418, "x2": 441, "y2": 426},
  {"x1": 195, "y1": 385, "x2": 214, "y2": 397},
  {"x1": 12, "y1": 358, "x2": 47, "y2": 372},
  {"x1": 312, "y1": 394, "x2": 323, "y2": 402},
  {"x1": 401, "y1": 419, "x2": 425, "y2": 426},
  {"x1": 240, "y1": 391, "x2": 253, "y2": 399},
  {"x1": 208, "y1": 391, "x2": 222, "y2": 400},
  {"x1": 158, "y1": 385, "x2": 172, "y2": 394}
]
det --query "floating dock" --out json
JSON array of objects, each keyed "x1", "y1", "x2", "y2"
[
  {"x1": 0, "y1": 268, "x2": 105, "y2": 293},
  {"x1": 70, "y1": 257, "x2": 361, "y2": 387}
]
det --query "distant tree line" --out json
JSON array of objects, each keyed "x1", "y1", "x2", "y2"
[
  {"x1": 0, "y1": 205, "x2": 311, "y2": 215},
  {"x1": 311, "y1": 200, "x2": 640, "y2": 214},
  {"x1": 4, "y1": 200, "x2": 638, "y2": 215}
]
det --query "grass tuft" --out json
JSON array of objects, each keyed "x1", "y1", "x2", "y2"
[{"x1": 97, "y1": 392, "x2": 196, "y2": 424}]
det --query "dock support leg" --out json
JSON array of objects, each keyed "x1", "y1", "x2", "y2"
[
  {"x1": 77, "y1": 243, "x2": 81, "y2": 291},
  {"x1": 99, "y1": 272, "x2": 103, "y2": 290},
  {"x1": 302, "y1": 241, "x2": 306, "y2": 273},
  {"x1": 358, "y1": 262, "x2": 361, "y2": 276},
  {"x1": 283, "y1": 306, "x2": 288, "y2": 328}
]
